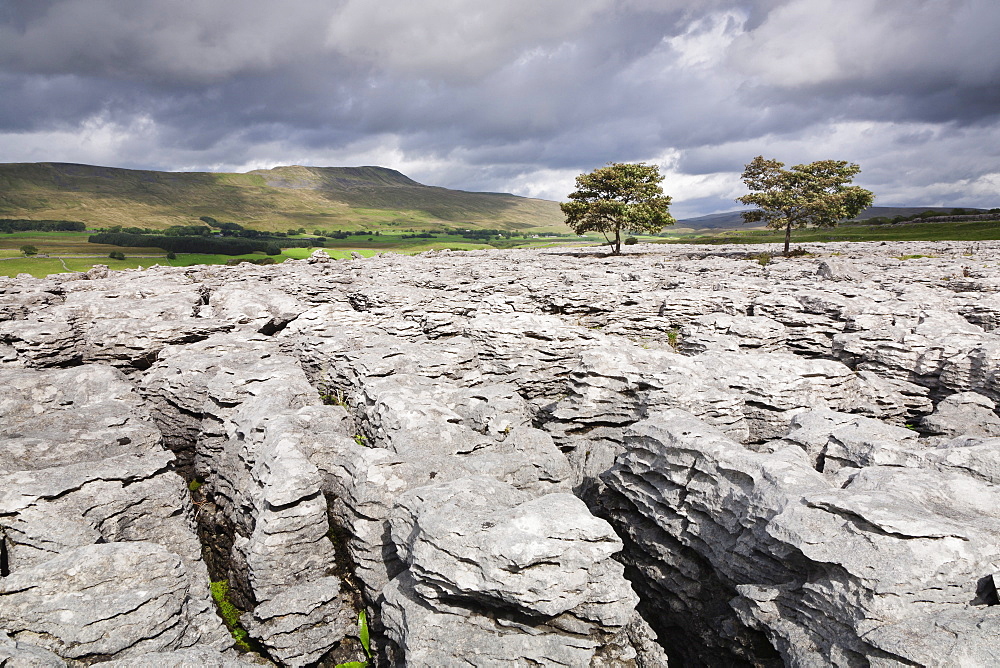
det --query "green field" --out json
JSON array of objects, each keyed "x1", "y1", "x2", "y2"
[
  {"x1": 15, "y1": 219, "x2": 995, "y2": 280},
  {"x1": 0, "y1": 231, "x2": 164, "y2": 255},
  {"x1": 0, "y1": 229, "x2": 620, "y2": 278},
  {"x1": 669, "y1": 220, "x2": 1000, "y2": 246}
]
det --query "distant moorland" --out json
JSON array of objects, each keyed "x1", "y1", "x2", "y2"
[{"x1": 0, "y1": 162, "x2": 567, "y2": 232}]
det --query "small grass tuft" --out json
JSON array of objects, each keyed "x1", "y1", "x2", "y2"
[
  {"x1": 666, "y1": 328, "x2": 681, "y2": 349},
  {"x1": 210, "y1": 580, "x2": 254, "y2": 652},
  {"x1": 336, "y1": 610, "x2": 374, "y2": 668}
]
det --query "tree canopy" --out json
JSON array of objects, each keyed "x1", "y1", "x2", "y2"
[
  {"x1": 561, "y1": 162, "x2": 675, "y2": 255},
  {"x1": 737, "y1": 156, "x2": 875, "y2": 255}
]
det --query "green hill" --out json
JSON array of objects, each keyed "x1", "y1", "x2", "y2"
[{"x1": 0, "y1": 162, "x2": 568, "y2": 232}]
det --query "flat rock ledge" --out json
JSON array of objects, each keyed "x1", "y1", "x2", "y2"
[{"x1": 1, "y1": 239, "x2": 999, "y2": 666}]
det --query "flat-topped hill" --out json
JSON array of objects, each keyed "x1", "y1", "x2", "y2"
[{"x1": 0, "y1": 162, "x2": 567, "y2": 232}]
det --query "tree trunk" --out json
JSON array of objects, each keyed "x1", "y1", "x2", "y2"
[
  {"x1": 613, "y1": 227, "x2": 622, "y2": 255},
  {"x1": 783, "y1": 220, "x2": 792, "y2": 256}
]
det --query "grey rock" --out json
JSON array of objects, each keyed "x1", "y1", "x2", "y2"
[
  {"x1": 301, "y1": 419, "x2": 572, "y2": 601},
  {"x1": 201, "y1": 282, "x2": 302, "y2": 333},
  {"x1": 923, "y1": 436, "x2": 1000, "y2": 485},
  {"x1": 679, "y1": 313, "x2": 786, "y2": 354},
  {"x1": 591, "y1": 612, "x2": 671, "y2": 668},
  {"x1": 777, "y1": 409, "x2": 921, "y2": 473},
  {"x1": 922, "y1": 391, "x2": 1000, "y2": 437},
  {"x1": 307, "y1": 249, "x2": 332, "y2": 263},
  {"x1": 464, "y1": 313, "x2": 603, "y2": 400},
  {"x1": 604, "y1": 409, "x2": 1000, "y2": 666},
  {"x1": 3, "y1": 239, "x2": 1000, "y2": 666},
  {"x1": 0, "y1": 543, "x2": 230, "y2": 660},
  {"x1": 0, "y1": 630, "x2": 66, "y2": 667},
  {"x1": 0, "y1": 365, "x2": 162, "y2": 473},
  {"x1": 816, "y1": 258, "x2": 863, "y2": 281},
  {"x1": 380, "y1": 571, "x2": 605, "y2": 667},
  {"x1": 242, "y1": 577, "x2": 355, "y2": 667},
  {"x1": 95, "y1": 647, "x2": 260, "y2": 667},
  {"x1": 85, "y1": 264, "x2": 110, "y2": 279},
  {"x1": 0, "y1": 364, "x2": 218, "y2": 658},
  {"x1": 141, "y1": 334, "x2": 351, "y2": 660},
  {"x1": 389, "y1": 476, "x2": 636, "y2": 629}
]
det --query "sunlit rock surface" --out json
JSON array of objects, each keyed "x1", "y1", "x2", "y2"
[{"x1": 1, "y1": 240, "x2": 999, "y2": 666}]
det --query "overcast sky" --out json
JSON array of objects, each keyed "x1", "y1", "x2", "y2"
[{"x1": 1, "y1": 0, "x2": 998, "y2": 218}]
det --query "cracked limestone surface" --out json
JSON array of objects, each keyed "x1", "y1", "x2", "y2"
[{"x1": 1, "y1": 239, "x2": 999, "y2": 666}]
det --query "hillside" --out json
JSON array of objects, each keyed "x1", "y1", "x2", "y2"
[
  {"x1": 0, "y1": 162, "x2": 568, "y2": 232},
  {"x1": 678, "y1": 206, "x2": 990, "y2": 230}
]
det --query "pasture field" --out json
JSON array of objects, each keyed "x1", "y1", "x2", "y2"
[
  {"x1": 669, "y1": 220, "x2": 1000, "y2": 246},
  {"x1": 0, "y1": 230, "x2": 597, "y2": 277},
  {"x1": 0, "y1": 229, "x2": 716, "y2": 278},
  {"x1": 0, "y1": 231, "x2": 164, "y2": 255}
]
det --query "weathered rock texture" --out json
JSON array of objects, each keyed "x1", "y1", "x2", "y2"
[{"x1": 1, "y1": 239, "x2": 999, "y2": 666}]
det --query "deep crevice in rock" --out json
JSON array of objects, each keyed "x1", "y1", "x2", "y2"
[{"x1": 0, "y1": 533, "x2": 9, "y2": 577}]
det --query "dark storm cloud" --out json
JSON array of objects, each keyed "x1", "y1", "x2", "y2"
[{"x1": 0, "y1": 0, "x2": 997, "y2": 214}]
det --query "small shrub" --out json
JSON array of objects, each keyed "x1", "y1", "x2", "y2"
[
  {"x1": 785, "y1": 247, "x2": 811, "y2": 257},
  {"x1": 166, "y1": 251, "x2": 177, "y2": 260},
  {"x1": 188, "y1": 479, "x2": 202, "y2": 492},
  {"x1": 108, "y1": 251, "x2": 126, "y2": 260},
  {"x1": 756, "y1": 252, "x2": 772, "y2": 266},
  {"x1": 666, "y1": 328, "x2": 680, "y2": 349},
  {"x1": 623, "y1": 236, "x2": 638, "y2": 245}
]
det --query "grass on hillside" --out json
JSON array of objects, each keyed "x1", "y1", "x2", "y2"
[
  {"x1": 669, "y1": 220, "x2": 1000, "y2": 245},
  {"x1": 0, "y1": 163, "x2": 569, "y2": 232}
]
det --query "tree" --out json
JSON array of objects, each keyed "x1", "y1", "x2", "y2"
[
  {"x1": 108, "y1": 251, "x2": 126, "y2": 260},
  {"x1": 19, "y1": 245, "x2": 38, "y2": 256},
  {"x1": 561, "y1": 162, "x2": 675, "y2": 255},
  {"x1": 737, "y1": 156, "x2": 875, "y2": 255}
]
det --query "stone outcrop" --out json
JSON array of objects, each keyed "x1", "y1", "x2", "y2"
[
  {"x1": 0, "y1": 365, "x2": 230, "y2": 662},
  {"x1": 1, "y1": 239, "x2": 999, "y2": 666},
  {"x1": 604, "y1": 408, "x2": 1000, "y2": 666}
]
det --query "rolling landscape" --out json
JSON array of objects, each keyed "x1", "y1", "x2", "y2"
[
  {"x1": 2, "y1": 161, "x2": 1000, "y2": 280},
  {"x1": 4, "y1": 3, "x2": 1000, "y2": 667},
  {"x1": 0, "y1": 162, "x2": 567, "y2": 233}
]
